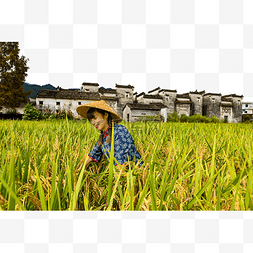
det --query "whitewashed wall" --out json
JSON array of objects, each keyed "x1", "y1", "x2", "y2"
[
  {"x1": 136, "y1": 96, "x2": 163, "y2": 104},
  {"x1": 161, "y1": 108, "x2": 168, "y2": 122},
  {"x1": 36, "y1": 98, "x2": 98, "y2": 117},
  {"x1": 122, "y1": 105, "x2": 132, "y2": 122},
  {"x1": 176, "y1": 104, "x2": 191, "y2": 116}
]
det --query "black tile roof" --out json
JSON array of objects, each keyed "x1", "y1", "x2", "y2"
[
  {"x1": 82, "y1": 82, "x2": 99, "y2": 86},
  {"x1": 100, "y1": 96, "x2": 118, "y2": 101},
  {"x1": 189, "y1": 90, "x2": 205, "y2": 95},
  {"x1": 177, "y1": 94, "x2": 191, "y2": 99},
  {"x1": 136, "y1": 92, "x2": 145, "y2": 98},
  {"x1": 115, "y1": 84, "x2": 134, "y2": 89},
  {"x1": 143, "y1": 94, "x2": 163, "y2": 99},
  {"x1": 148, "y1": 87, "x2": 160, "y2": 93},
  {"x1": 203, "y1": 93, "x2": 222, "y2": 96},
  {"x1": 220, "y1": 101, "x2": 233, "y2": 107},
  {"x1": 36, "y1": 89, "x2": 101, "y2": 100},
  {"x1": 159, "y1": 89, "x2": 177, "y2": 93},
  {"x1": 175, "y1": 98, "x2": 192, "y2": 104},
  {"x1": 99, "y1": 88, "x2": 117, "y2": 94},
  {"x1": 124, "y1": 103, "x2": 166, "y2": 111},
  {"x1": 222, "y1": 94, "x2": 244, "y2": 98},
  {"x1": 221, "y1": 97, "x2": 233, "y2": 102}
]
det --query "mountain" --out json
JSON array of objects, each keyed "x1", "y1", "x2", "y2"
[{"x1": 24, "y1": 83, "x2": 56, "y2": 98}]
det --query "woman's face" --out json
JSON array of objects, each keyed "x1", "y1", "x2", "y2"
[{"x1": 90, "y1": 111, "x2": 109, "y2": 132}]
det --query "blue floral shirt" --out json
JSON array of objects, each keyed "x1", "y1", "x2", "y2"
[{"x1": 88, "y1": 124, "x2": 143, "y2": 166}]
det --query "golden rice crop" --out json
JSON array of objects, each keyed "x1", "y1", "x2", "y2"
[{"x1": 0, "y1": 119, "x2": 252, "y2": 211}]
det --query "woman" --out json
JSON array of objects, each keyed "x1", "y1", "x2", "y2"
[{"x1": 76, "y1": 100, "x2": 143, "y2": 168}]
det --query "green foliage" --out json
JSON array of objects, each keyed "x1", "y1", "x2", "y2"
[
  {"x1": 43, "y1": 108, "x2": 52, "y2": 119},
  {"x1": 179, "y1": 114, "x2": 188, "y2": 122},
  {"x1": 243, "y1": 114, "x2": 251, "y2": 123},
  {"x1": 210, "y1": 116, "x2": 220, "y2": 123},
  {"x1": 56, "y1": 109, "x2": 74, "y2": 120},
  {"x1": 167, "y1": 111, "x2": 180, "y2": 122},
  {"x1": 168, "y1": 112, "x2": 221, "y2": 123},
  {"x1": 138, "y1": 114, "x2": 163, "y2": 122},
  {"x1": 22, "y1": 103, "x2": 43, "y2": 120},
  {"x1": 46, "y1": 109, "x2": 74, "y2": 120},
  {"x1": 0, "y1": 42, "x2": 31, "y2": 109},
  {"x1": 6, "y1": 109, "x2": 20, "y2": 115}
]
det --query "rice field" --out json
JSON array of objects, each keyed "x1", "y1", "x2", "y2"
[{"x1": 0, "y1": 119, "x2": 252, "y2": 211}]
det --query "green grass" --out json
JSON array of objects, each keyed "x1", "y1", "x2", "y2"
[{"x1": 0, "y1": 119, "x2": 252, "y2": 210}]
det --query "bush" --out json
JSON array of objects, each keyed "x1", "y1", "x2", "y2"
[
  {"x1": 56, "y1": 109, "x2": 74, "y2": 120},
  {"x1": 22, "y1": 103, "x2": 43, "y2": 120},
  {"x1": 138, "y1": 114, "x2": 163, "y2": 122},
  {"x1": 167, "y1": 112, "x2": 222, "y2": 123},
  {"x1": 242, "y1": 114, "x2": 251, "y2": 122},
  {"x1": 6, "y1": 109, "x2": 20, "y2": 115},
  {"x1": 168, "y1": 111, "x2": 180, "y2": 122},
  {"x1": 180, "y1": 114, "x2": 188, "y2": 122},
  {"x1": 44, "y1": 109, "x2": 74, "y2": 120},
  {"x1": 43, "y1": 108, "x2": 53, "y2": 119},
  {"x1": 210, "y1": 116, "x2": 220, "y2": 123}
]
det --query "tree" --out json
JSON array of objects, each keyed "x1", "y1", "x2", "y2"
[{"x1": 0, "y1": 42, "x2": 32, "y2": 110}]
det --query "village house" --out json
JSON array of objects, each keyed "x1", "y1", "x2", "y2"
[
  {"x1": 35, "y1": 82, "x2": 244, "y2": 123},
  {"x1": 123, "y1": 103, "x2": 166, "y2": 122},
  {"x1": 202, "y1": 93, "x2": 243, "y2": 123},
  {"x1": 36, "y1": 82, "x2": 134, "y2": 119},
  {"x1": 0, "y1": 97, "x2": 36, "y2": 114},
  {"x1": 242, "y1": 102, "x2": 253, "y2": 115}
]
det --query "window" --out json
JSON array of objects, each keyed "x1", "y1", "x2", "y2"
[
  {"x1": 212, "y1": 98, "x2": 215, "y2": 102},
  {"x1": 56, "y1": 102, "x2": 60, "y2": 105},
  {"x1": 39, "y1": 101, "x2": 43, "y2": 105},
  {"x1": 78, "y1": 102, "x2": 81, "y2": 105},
  {"x1": 56, "y1": 110, "x2": 59, "y2": 113},
  {"x1": 197, "y1": 97, "x2": 200, "y2": 102},
  {"x1": 85, "y1": 89, "x2": 89, "y2": 92},
  {"x1": 246, "y1": 104, "x2": 248, "y2": 107},
  {"x1": 141, "y1": 113, "x2": 146, "y2": 115},
  {"x1": 126, "y1": 92, "x2": 130, "y2": 98},
  {"x1": 245, "y1": 111, "x2": 248, "y2": 114}
]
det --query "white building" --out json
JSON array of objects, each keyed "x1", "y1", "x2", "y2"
[
  {"x1": 123, "y1": 103, "x2": 166, "y2": 122},
  {"x1": 35, "y1": 82, "x2": 244, "y2": 123},
  {"x1": 0, "y1": 98, "x2": 36, "y2": 114},
  {"x1": 36, "y1": 83, "x2": 133, "y2": 118},
  {"x1": 242, "y1": 102, "x2": 253, "y2": 115},
  {"x1": 36, "y1": 87, "x2": 101, "y2": 118}
]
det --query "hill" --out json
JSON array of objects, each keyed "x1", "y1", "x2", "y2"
[{"x1": 24, "y1": 83, "x2": 56, "y2": 98}]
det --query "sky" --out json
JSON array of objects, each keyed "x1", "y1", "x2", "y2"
[{"x1": 1, "y1": 0, "x2": 253, "y2": 101}]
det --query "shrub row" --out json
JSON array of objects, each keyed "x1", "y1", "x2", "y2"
[
  {"x1": 168, "y1": 111, "x2": 221, "y2": 123},
  {"x1": 22, "y1": 104, "x2": 76, "y2": 121}
]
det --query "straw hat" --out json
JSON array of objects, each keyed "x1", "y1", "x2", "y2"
[{"x1": 76, "y1": 100, "x2": 122, "y2": 122}]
